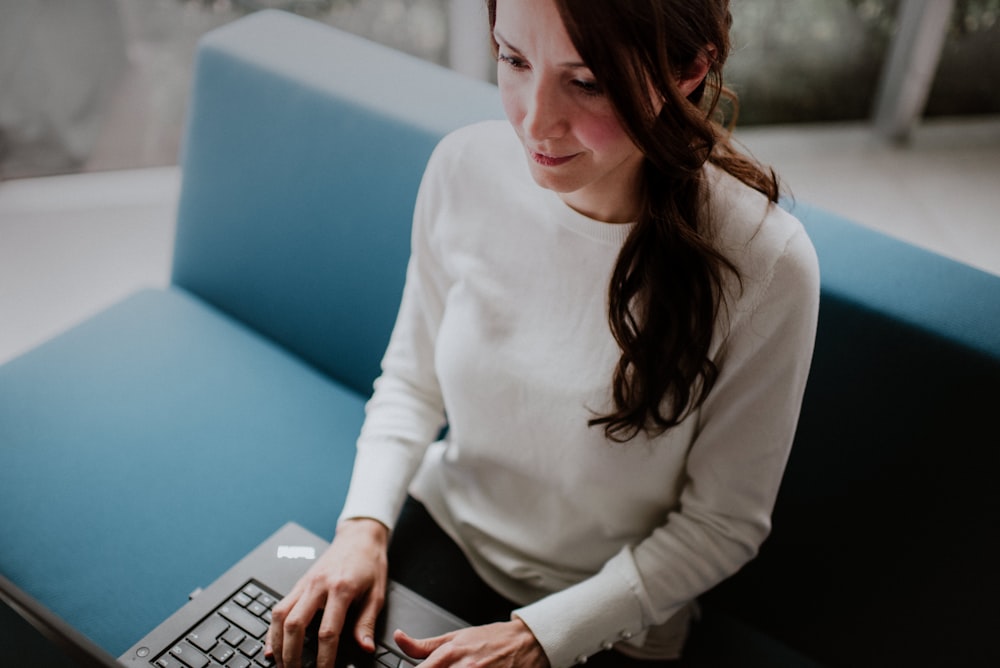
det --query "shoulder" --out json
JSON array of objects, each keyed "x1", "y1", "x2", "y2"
[
  {"x1": 704, "y1": 164, "x2": 820, "y2": 314},
  {"x1": 424, "y1": 120, "x2": 523, "y2": 183},
  {"x1": 706, "y1": 164, "x2": 816, "y2": 271},
  {"x1": 416, "y1": 120, "x2": 547, "y2": 233},
  {"x1": 414, "y1": 120, "x2": 551, "y2": 254}
]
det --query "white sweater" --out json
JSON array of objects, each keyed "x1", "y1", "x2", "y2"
[{"x1": 339, "y1": 120, "x2": 820, "y2": 666}]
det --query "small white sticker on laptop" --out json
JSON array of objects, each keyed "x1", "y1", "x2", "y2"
[{"x1": 277, "y1": 545, "x2": 316, "y2": 560}]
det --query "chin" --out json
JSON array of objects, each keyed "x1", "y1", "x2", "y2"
[{"x1": 527, "y1": 164, "x2": 579, "y2": 195}]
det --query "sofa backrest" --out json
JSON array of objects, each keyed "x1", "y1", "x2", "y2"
[
  {"x1": 172, "y1": 10, "x2": 503, "y2": 396},
  {"x1": 706, "y1": 203, "x2": 1000, "y2": 666}
]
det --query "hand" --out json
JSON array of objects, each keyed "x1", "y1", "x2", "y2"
[
  {"x1": 393, "y1": 619, "x2": 550, "y2": 668},
  {"x1": 265, "y1": 518, "x2": 389, "y2": 668}
]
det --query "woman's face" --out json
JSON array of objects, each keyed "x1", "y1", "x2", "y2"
[{"x1": 493, "y1": 0, "x2": 644, "y2": 224}]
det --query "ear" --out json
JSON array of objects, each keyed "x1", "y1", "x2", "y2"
[{"x1": 676, "y1": 46, "x2": 716, "y2": 98}]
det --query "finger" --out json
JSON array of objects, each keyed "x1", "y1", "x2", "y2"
[
  {"x1": 267, "y1": 594, "x2": 298, "y2": 666},
  {"x1": 313, "y1": 593, "x2": 350, "y2": 668},
  {"x1": 393, "y1": 628, "x2": 452, "y2": 660},
  {"x1": 281, "y1": 589, "x2": 326, "y2": 668},
  {"x1": 265, "y1": 619, "x2": 281, "y2": 666},
  {"x1": 353, "y1": 585, "x2": 386, "y2": 653},
  {"x1": 267, "y1": 579, "x2": 311, "y2": 666}
]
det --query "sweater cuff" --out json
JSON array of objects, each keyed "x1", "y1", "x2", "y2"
[
  {"x1": 511, "y1": 548, "x2": 653, "y2": 668},
  {"x1": 337, "y1": 439, "x2": 419, "y2": 530}
]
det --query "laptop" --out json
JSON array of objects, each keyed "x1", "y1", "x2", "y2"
[
  {"x1": 2, "y1": 522, "x2": 467, "y2": 667},
  {"x1": 0, "y1": 571, "x2": 122, "y2": 668}
]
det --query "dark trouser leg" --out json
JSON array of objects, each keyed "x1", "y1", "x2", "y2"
[
  {"x1": 386, "y1": 496, "x2": 679, "y2": 666},
  {"x1": 387, "y1": 496, "x2": 518, "y2": 627}
]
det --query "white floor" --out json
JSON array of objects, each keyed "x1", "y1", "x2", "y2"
[
  {"x1": 1, "y1": 116, "x2": 999, "y2": 367},
  {"x1": 0, "y1": 166, "x2": 180, "y2": 366},
  {"x1": 736, "y1": 116, "x2": 1000, "y2": 276}
]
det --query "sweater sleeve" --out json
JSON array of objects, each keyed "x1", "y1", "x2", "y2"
[
  {"x1": 514, "y1": 224, "x2": 821, "y2": 667},
  {"x1": 337, "y1": 145, "x2": 452, "y2": 530}
]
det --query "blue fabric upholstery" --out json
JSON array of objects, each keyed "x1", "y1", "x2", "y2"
[
  {"x1": 172, "y1": 12, "x2": 503, "y2": 395},
  {"x1": 2, "y1": 9, "x2": 999, "y2": 666},
  {"x1": 792, "y1": 200, "x2": 1000, "y2": 359},
  {"x1": 0, "y1": 288, "x2": 365, "y2": 654}
]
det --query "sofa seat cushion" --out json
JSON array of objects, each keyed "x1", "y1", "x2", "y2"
[{"x1": 0, "y1": 287, "x2": 366, "y2": 655}]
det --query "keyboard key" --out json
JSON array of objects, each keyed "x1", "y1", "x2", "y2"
[
  {"x1": 376, "y1": 651, "x2": 401, "y2": 667},
  {"x1": 222, "y1": 627, "x2": 247, "y2": 647},
  {"x1": 380, "y1": 651, "x2": 418, "y2": 668},
  {"x1": 257, "y1": 594, "x2": 277, "y2": 608},
  {"x1": 154, "y1": 656, "x2": 188, "y2": 668},
  {"x1": 234, "y1": 593, "x2": 254, "y2": 607},
  {"x1": 239, "y1": 638, "x2": 263, "y2": 658},
  {"x1": 210, "y1": 643, "x2": 236, "y2": 664},
  {"x1": 227, "y1": 656, "x2": 252, "y2": 668},
  {"x1": 242, "y1": 584, "x2": 263, "y2": 599},
  {"x1": 188, "y1": 616, "x2": 230, "y2": 653},
  {"x1": 170, "y1": 641, "x2": 210, "y2": 668},
  {"x1": 219, "y1": 603, "x2": 269, "y2": 638},
  {"x1": 247, "y1": 601, "x2": 268, "y2": 617}
]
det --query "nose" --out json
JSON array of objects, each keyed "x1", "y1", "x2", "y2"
[{"x1": 522, "y1": 76, "x2": 567, "y2": 142}]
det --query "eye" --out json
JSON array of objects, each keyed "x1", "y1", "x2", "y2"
[
  {"x1": 498, "y1": 52, "x2": 529, "y2": 71},
  {"x1": 573, "y1": 78, "x2": 604, "y2": 98}
]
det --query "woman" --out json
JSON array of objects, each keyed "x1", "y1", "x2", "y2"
[{"x1": 266, "y1": 0, "x2": 819, "y2": 666}]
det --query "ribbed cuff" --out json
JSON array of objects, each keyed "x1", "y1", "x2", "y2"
[{"x1": 511, "y1": 548, "x2": 651, "y2": 668}]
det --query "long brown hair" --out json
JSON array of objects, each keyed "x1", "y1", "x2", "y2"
[{"x1": 486, "y1": 0, "x2": 780, "y2": 442}]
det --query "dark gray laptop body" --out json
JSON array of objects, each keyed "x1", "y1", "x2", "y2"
[
  {"x1": 3, "y1": 522, "x2": 466, "y2": 667},
  {"x1": 121, "y1": 522, "x2": 467, "y2": 667}
]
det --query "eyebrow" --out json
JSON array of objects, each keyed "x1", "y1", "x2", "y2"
[{"x1": 493, "y1": 30, "x2": 589, "y2": 69}]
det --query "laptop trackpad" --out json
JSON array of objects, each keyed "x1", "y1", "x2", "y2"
[{"x1": 377, "y1": 581, "x2": 468, "y2": 659}]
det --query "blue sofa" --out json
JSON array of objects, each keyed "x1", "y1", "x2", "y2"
[{"x1": 2, "y1": 10, "x2": 999, "y2": 667}]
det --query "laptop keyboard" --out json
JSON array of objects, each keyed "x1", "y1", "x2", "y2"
[{"x1": 152, "y1": 579, "x2": 417, "y2": 668}]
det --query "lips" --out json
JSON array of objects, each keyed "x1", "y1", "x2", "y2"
[{"x1": 530, "y1": 150, "x2": 577, "y2": 167}]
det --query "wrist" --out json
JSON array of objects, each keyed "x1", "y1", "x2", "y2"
[
  {"x1": 510, "y1": 618, "x2": 550, "y2": 667},
  {"x1": 337, "y1": 516, "x2": 390, "y2": 547}
]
